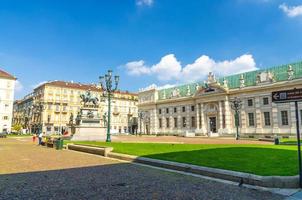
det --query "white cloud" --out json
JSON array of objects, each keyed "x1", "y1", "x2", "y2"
[
  {"x1": 182, "y1": 55, "x2": 214, "y2": 81},
  {"x1": 125, "y1": 54, "x2": 181, "y2": 81},
  {"x1": 126, "y1": 60, "x2": 151, "y2": 76},
  {"x1": 14, "y1": 80, "x2": 23, "y2": 93},
  {"x1": 279, "y1": 3, "x2": 302, "y2": 18},
  {"x1": 136, "y1": 0, "x2": 153, "y2": 6},
  {"x1": 125, "y1": 54, "x2": 258, "y2": 83},
  {"x1": 151, "y1": 54, "x2": 181, "y2": 81},
  {"x1": 139, "y1": 83, "x2": 176, "y2": 92}
]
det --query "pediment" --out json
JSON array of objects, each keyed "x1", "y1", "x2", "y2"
[{"x1": 194, "y1": 83, "x2": 228, "y2": 97}]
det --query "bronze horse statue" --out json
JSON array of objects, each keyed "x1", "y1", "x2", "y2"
[{"x1": 80, "y1": 91, "x2": 99, "y2": 107}]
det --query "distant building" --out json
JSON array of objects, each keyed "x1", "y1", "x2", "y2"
[
  {"x1": 14, "y1": 80, "x2": 138, "y2": 134},
  {"x1": 13, "y1": 93, "x2": 34, "y2": 133},
  {"x1": 0, "y1": 69, "x2": 16, "y2": 133},
  {"x1": 138, "y1": 61, "x2": 302, "y2": 138}
]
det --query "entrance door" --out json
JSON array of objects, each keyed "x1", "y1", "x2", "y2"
[{"x1": 209, "y1": 117, "x2": 217, "y2": 133}]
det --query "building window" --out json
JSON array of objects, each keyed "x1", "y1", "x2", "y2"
[
  {"x1": 3, "y1": 116, "x2": 8, "y2": 120},
  {"x1": 174, "y1": 107, "x2": 177, "y2": 113},
  {"x1": 166, "y1": 108, "x2": 169, "y2": 114},
  {"x1": 247, "y1": 99, "x2": 253, "y2": 107},
  {"x1": 263, "y1": 112, "x2": 271, "y2": 126},
  {"x1": 166, "y1": 118, "x2": 170, "y2": 128},
  {"x1": 281, "y1": 111, "x2": 289, "y2": 126},
  {"x1": 191, "y1": 105, "x2": 195, "y2": 112},
  {"x1": 182, "y1": 117, "x2": 186, "y2": 127},
  {"x1": 191, "y1": 116, "x2": 196, "y2": 128},
  {"x1": 248, "y1": 113, "x2": 255, "y2": 127},
  {"x1": 263, "y1": 97, "x2": 269, "y2": 105},
  {"x1": 174, "y1": 117, "x2": 178, "y2": 128},
  {"x1": 159, "y1": 109, "x2": 162, "y2": 114},
  {"x1": 159, "y1": 118, "x2": 162, "y2": 128},
  {"x1": 182, "y1": 106, "x2": 186, "y2": 112}
]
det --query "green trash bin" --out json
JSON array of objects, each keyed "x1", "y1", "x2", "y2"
[
  {"x1": 59, "y1": 139, "x2": 64, "y2": 150},
  {"x1": 55, "y1": 138, "x2": 64, "y2": 150}
]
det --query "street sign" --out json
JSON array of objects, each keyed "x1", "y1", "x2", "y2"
[
  {"x1": 272, "y1": 88, "x2": 302, "y2": 187},
  {"x1": 272, "y1": 88, "x2": 302, "y2": 103}
]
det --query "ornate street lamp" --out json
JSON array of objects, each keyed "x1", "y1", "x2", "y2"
[
  {"x1": 99, "y1": 70, "x2": 119, "y2": 142},
  {"x1": 231, "y1": 97, "x2": 242, "y2": 140},
  {"x1": 138, "y1": 111, "x2": 145, "y2": 135}
]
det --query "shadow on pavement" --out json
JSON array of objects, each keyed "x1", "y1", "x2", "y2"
[{"x1": 0, "y1": 161, "x2": 284, "y2": 200}]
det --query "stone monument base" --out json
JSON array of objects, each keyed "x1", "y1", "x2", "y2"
[{"x1": 70, "y1": 126, "x2": 107, "y2": 141}]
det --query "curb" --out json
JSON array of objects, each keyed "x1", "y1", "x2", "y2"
[
  {"x1": 67, "y1": 144, "x2": 299, "y2": 188},
  {"x1": 67, "y1": 144, "x2": 113, "y2": 157}
]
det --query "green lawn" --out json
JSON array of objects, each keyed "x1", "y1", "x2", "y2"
[
  {"x1": 7, "y1": 134, "x2": 32, "y2": 138},
  {"x1": 64, "y1": 141, "x2": 300, "y2": 176},
  {"x1": 280, "y1": 138, "x2": 301, "y2": 145}
]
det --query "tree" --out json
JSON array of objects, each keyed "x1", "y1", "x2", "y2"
[{"x1": 12, "y1": 124, "x2": 22, "y2": 133}]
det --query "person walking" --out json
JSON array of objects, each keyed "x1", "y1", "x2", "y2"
[
  {"x1": 38, "y1": 131, "x2": 43, "y2": 145},
  {"x1": 32, "y1": 133, "x2": 36, "y2": 143}
]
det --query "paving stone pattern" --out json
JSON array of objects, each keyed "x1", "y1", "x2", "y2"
[{"x1": 0, "y1": 138, "x2": 283, "y2": 200}]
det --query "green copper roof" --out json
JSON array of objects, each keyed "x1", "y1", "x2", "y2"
[{"x1": 158, "y1": 61, "x2": 302, "y2": 100}]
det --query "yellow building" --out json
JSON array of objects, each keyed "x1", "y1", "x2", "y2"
[{"x1": 16, "y1": 81, "x2": 138, "y2": 134}]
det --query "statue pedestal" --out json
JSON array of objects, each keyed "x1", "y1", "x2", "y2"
[
  {"x1": 70, "y1": 107, "x2": 107, "y2": 141},
  {"x1": 71, "y1": 126, "x2": 107, "y2": 141}
]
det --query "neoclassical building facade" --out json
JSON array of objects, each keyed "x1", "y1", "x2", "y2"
[
  {"x1": 14, "y1": 81, "x2": 138, "y2": 134},
  {"x1": 138, "y1": 61, "x2": 302, "y2": 137}
]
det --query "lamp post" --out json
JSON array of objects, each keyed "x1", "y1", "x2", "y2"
[
  {"x1": 99, "y1": 70, "x2": 119, "y2": 142},
  {"x1": 138, "y1": 111, "x2": 144, "y2": 135},
  {"x1": 231, "y1": 97, "x2": 242, "y2": 140}
]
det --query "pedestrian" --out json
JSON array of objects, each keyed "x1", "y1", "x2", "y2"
[
  {"x1": 38, "y1": 131, "x2": 43, "y2": 145},
  {"x1": 32, "y1": 133, "x2": 36, "y2": 143}
]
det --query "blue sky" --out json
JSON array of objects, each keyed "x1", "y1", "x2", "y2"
[{"x1": 0, "y1": 0, "x2": 302, "y2": 99}]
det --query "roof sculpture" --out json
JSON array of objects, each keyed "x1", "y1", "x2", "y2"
[{"x1": 157, "y1": 61, "x2": 302, "y2": 100}]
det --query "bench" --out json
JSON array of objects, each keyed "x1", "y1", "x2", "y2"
[{"x1": 258, "y1": 138, "x2": 274, "y2": 142}]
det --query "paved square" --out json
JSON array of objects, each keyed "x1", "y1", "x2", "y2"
[{"x1": 0, "y1": 138, "x2": 283, "y2": 200}]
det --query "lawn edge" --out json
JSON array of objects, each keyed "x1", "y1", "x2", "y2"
[{"x1": 67, "y1": 144, "x2": 299, "y2": 189}]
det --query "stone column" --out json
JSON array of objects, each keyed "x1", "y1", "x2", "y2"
[
  {"x1": 196, "y1": 103, "x2": 200, "y2": 130},
  {"x1": 255, "y1": 97, "x2": 262, "y2": 131},
  {"x1": 152, "y1": 108, "x2": 158, "y2": 134},
  {"x1": 186, "y1": 105, "x2": 190, "y2": 131},
  {"x1": 290, "y1": 102, "x2": 297, "y2": 135},
  {"x1": 272, "y1": 102, "x2": 279, "y2": 134},
  {"x1": 200, "y1": 103, "x2": 206, "y2": 134},
  {"x1": 218, "y1": 101, "x2": 223, "y2": 131},
  {"x1": 240, "y1": 99, "x2": 246, "y2": 130},
  {"x1": 224, "y1": 97, "x2": 232, "y2": 133}
]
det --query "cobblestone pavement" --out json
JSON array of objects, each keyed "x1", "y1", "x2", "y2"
[
  {"x1": 112, "y1": 135, "x2": 272, "y2": 145},
  {"x1": 0, "y1": 138, "x2": 283, "y2": 200}
]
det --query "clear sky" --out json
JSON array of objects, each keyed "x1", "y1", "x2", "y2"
[{"x1": 1, "y1": 0, "x2": 302, "y2": 99}]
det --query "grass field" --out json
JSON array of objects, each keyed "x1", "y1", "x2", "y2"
[
  {"x1": 280, "y1": 138, "x2": 300, "y2": 145},
  {"x1": 64, "y1": 140, "x2": 300, "y2": 176},
  {"x1": 7, "y1": 134, "x2": 33, "y2": 137}
]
